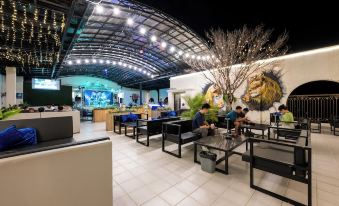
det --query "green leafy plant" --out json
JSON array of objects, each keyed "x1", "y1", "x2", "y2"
[
  {"x1": 0, "y1": 105, "x2": 22, "y2": 120},
  {"x1": 181, "y1": 93, "x2": 218, "y2": 122}
]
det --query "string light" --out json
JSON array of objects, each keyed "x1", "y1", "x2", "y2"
[
  {"x1": 66, "y1": 58, "x2": 154, "y2": 77},
  {"x1": 0, "y1": 1, "x2": 64, "y2": 67}
]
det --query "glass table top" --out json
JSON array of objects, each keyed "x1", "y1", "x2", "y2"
[{"x1": 195, "y1": 133, "x2": 248, "y2": 152}]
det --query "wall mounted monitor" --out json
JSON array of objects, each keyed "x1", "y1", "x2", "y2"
[{"x1": 32, "y1": 78, "x2": 60, "y2": 90}]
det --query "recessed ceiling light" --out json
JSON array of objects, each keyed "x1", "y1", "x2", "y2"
[
  {"x1": 150, "y1": 35, "x2": 157, "y2": 42},
  {"x1": 178, "y1": 50, "x2": 183, "y2": 56},
  {"x1": 112, "y1": 61, "x2": 116, "y2": 65},
  {"x1": 184, "y1": 53, "x2": 190, "y2": 58},
  {"x1": 191, "y1": 55, "x2": 196, "y2": 59},
  {"x1": 138, "y1": 68, "x2": 142, "y2": 72},
  {"x1": 85, "y1": 59, "x2": 89, "y2": 63},
  {"x1": 133, "y1": 66, "x2": 137, "y2": 70},
  {"x1": 106, "y1": 60, "x2": 110, "y2": 64},
  {"x1": 95, "y1": 5, "x2": 104, "y2": 13},
  {"x1": 127, "y1": 18, "x2": 134, "y2": 26},
  {"x1": 161, "y1": 41, "x2": 167, "y2": 48},
  {"x1": 118, "y1": 62, "x2": 122, "y2": 65},
  {"x1": 67, "y1": 61, "x2": 72, "y2": 65},
  {"x1": 123, "y1": 63, "x2": 127, "y2": 67},
  {"x1": 113, "y1": 7, "x2": 120, "y2": 15},
  {"x1": 143, "y1": 70, "x2": 146, "y2": 74},
  {"x1": 151, "y1": 75, "x2": 154, "y2": 78},
  {"x1": 169, "y1": 46, "x2": 175, "y2": 53},
  {"x1": 139, "y1": 27, "x2": 146, "y2": 35},
  {"x1": 99, "y1": 59, "x2": 104, "y2": 64},
  {"x1": 76, "y1": 59, "x2": 81, "y2": 64},
  {"x1": 92, "y1": 59, "x2": 97, "y2": 63}
]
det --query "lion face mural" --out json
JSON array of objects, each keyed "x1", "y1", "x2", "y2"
[{"x1": 242, "y1": 70, "x2": 283, "y2": 111}]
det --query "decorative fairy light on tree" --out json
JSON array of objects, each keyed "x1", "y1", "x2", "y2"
[{"x1": 183, "y1": 25, "x2": 288, "y2": 107}]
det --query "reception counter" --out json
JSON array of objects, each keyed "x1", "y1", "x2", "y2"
[
  {"x1": 93, "y1": 109, "x2": 112, "y2": 122},
  {"x1": 4, "y1": 110, "x2": 81, "y2": 133}
]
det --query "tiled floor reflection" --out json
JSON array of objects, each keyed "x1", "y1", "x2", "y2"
[{"x1": 76, "y1": 122, "x2": 339, "y2": 206}]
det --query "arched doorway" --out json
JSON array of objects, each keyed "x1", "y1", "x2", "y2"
[{"x1": 287, "y1": 80, "x2": 339, "y2": 121}]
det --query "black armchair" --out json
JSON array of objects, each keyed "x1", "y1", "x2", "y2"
[
  {"x1": 136, "y1": 117, "x2": 180, "y2": 146},
  {"x1": 162, "y1": 120, "x2": 201, "y2": 158},
  {"x1": 242, "y1": 136, "x2": 312, "y2": 206},
  {"x1": 113, "y1": 113, "x2": 148, "y2": 134}
]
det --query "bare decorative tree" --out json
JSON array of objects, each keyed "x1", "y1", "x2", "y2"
[{"x1": 184, "y1": 25, "x2": 288, "y2": 107}]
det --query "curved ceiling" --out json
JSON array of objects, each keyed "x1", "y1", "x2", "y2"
[
  {"x1": 58, "y1": 0, "x2": 209, "y2": 89},
  {"x1": 0, "y1": 0, "x2": 209, "y2": 90}
]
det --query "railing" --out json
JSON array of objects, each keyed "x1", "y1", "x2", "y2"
[{"x1": 287, "y1": 94, "x2": 339, "y2": 122}]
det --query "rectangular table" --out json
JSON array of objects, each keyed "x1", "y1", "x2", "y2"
[
  {"x1": 240, "y1": 123, "x2": 270, "y2": 138},
  {"x1": 194, "y1": 134, "x2": 248, "y2": 175}
]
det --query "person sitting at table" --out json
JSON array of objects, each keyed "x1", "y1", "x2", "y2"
[
  {"x1": 278, "y1": 104, "x2": 295, "y2": 128},
  {"x1": 226, "y1": 106, "x2": 248, "y2": 136},
  {"x1": 192, "y1": 103, "x2": 215, "y2": 138}
]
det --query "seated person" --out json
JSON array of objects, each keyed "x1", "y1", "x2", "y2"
[
  {"x1": 241, "y1": 108, "x2": 250, "y2": 122},
  {"x1": 226, "y1": 106, "x2": 248, "y2": 136},
  {"x1": 278, "y1": 104, "x2": 294, "y2": 128},
  {"x1": 192, "y1": 103, "x2": 215, "y2": 138}
]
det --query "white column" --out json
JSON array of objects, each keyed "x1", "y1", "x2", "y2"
[
  {"x1": 168, "y1": 91, "x2": 174, "y2": 109},
  {"x1": 145, "y1": 90, "x2": 150, "y2": 103},
  {"x1": 5, "y1": 67, "x2": 16, "y2": 107}
]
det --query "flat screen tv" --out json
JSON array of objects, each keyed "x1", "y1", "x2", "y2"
[
  {"x1": 84, "y1": 90, "x2": 113, "y2": 107},
  {"x1": 32, "y1": 78, "x2": 60, "y2": 90}
]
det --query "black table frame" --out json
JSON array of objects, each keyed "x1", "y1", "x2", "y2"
[
  {"x1": 240, "y1": 123, "x2": 270, "y2": 138},
  {"x1": 194, "y1": 137, "x2": 248, "y2": 175}
]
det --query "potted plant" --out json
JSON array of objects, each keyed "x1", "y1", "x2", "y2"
[{"x1": 181, "y1": 93, "x2": 218, "y2": 123}]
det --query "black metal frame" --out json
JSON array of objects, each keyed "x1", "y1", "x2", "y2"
[
  {"x1": 193, "y1": 138, "x2": 248, "y2": 175},
  {"x1": 310, "y1": 118, "x2": 321, "y2": 133},
  {"x1": 113, "y1": 113, "x2": 146, "y2": 135},
  {"x1": 248, "y1": 136, "x2": 312, "y2": 206},
  {"x1": 136, "y1": 117, "x2": 180, "y2": 146},
  {"x1": 124, "y1": 122, "x2": 136, "y2": 138},
  {"x1": 162, "y1": 120, "x2": 200, "y2": 158},
  {"x1": 58, "y1": 0, "x2": 209, "y2": 89},
  {"x1": 333, "y1": 117, "x2": 339, "y2": 136}
]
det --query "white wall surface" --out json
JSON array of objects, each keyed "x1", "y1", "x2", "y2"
[{"x1": 170, "y1": 45, "x2": 339, "y2": 123}]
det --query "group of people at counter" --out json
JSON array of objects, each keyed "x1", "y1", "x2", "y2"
[{"x1": 192, "y1": 103, "x2": 294, "y2": 138}]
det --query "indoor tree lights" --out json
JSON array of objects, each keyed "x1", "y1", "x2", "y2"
[{"x1": 0, "y1": 0, "x2": 65, "y2": 68}]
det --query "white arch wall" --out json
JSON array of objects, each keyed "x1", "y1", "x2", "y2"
[{"x1": 169, "y1": 45, "x2": 339, "y2": 123}]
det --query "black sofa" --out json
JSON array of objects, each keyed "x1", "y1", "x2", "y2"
[
  {"x1": 162, "y1": 119, "x2": 201, "y2": 158},
  {"x1": 242, "y1": 127, "x2": 312, "y2": 206},
  {"x1": 0, "y1": 116, "x2": 109, "y2": 159},
  {"x1": 136, "y1": 117, "x2": 180, "y2": 146}
]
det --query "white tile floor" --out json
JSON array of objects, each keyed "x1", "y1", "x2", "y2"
[{"x1": 75, "y1": 122, "x2": 339, "y2": 206}]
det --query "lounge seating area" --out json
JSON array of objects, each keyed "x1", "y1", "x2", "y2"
[
  {"x1": 1, "y1": 0, "x2": 339, "y2": 205},
  {"x1": 0, "y1": 117, "x2": 112, "y2": 206}
]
